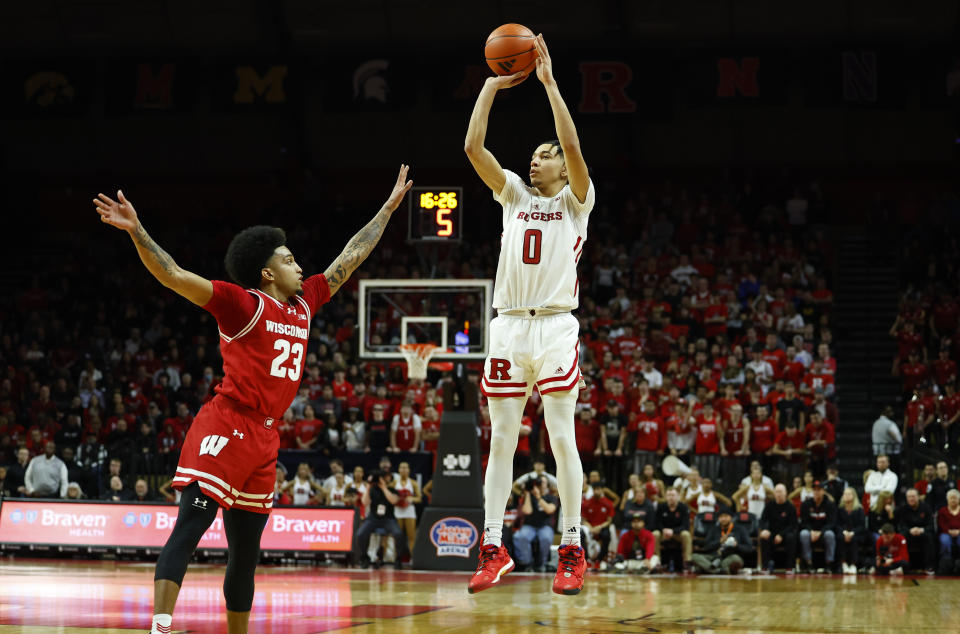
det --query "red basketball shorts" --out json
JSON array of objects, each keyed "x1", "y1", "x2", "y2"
[{"x1": 173, "y1": 396, "x2": 280, "y2": 514}]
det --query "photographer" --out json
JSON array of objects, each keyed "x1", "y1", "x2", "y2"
[
  {"x1": 690, "y1": 508, "x2": 754, "y2": 574},
  {"x1": 354, "y1": 469, "x2": 407, "y2": 569},
  {"x1": 514, "y1": 475, "x2": 558, "y2": 572}
]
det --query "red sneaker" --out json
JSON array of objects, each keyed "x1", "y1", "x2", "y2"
[
  {"x1": 467, "y1": 544, "x2": 515, "y2": 594},
  {"x1": 552, "y1": 544, "x2": 587, "y2": 595}
]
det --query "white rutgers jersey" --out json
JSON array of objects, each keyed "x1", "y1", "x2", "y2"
[{"x1": 492, "y1": 170, "x2": 595, "y2": 310}]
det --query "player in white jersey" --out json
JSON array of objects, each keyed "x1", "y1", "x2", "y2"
[
  {"x1": 283, "y1": 463, "x2": 323, "y2": 507},
  {"x1": 464, "y1": 34, "x2": 593, "y2": 596},
  {"x1": 694, "y1": 478, "x2": 733, "y2": 515},
  {"x1": 733, "y1": 463, "x2": 776, "y2": 518},
  {"x1": 325, "y1": 472, "x2": 349, "y2": 507}
]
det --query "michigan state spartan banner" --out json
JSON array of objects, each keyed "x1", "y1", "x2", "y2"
[{"x1": 413, "y1": 410, "x2": 485, "y2": 570}]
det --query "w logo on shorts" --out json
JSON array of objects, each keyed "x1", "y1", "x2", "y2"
[{"x1": 199, "y1": 435, "x2": 229, "y2": 457}]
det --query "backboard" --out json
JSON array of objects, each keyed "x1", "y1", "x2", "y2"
[{"x1": 357, "y1": 279, "x2": 494, "y2": 361}]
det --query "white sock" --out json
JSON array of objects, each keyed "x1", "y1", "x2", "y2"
[
  {"x1": 483, "y1": 397, "x2": 526, "y2": 548},
  {"x1": 561, "y1": 516, "x2": 581, "y2": 547},
  {"x1": 542, "y1": 391, "x2": 583, "y2": 548},
  {"x1": 483, "y1": 521, "x2": 503, "y2": 547},
  {"x1": 151, "y1": 614, "x2": 172, "y2": 634}
]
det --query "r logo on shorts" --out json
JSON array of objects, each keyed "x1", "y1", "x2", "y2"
[{"x1": 489, "y1": 358, "x2": 512, "y2": 381}]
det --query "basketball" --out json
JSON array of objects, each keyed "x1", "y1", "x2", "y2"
[{"x1": 484, "y1": 23, "x2": 538, "y2": 76}]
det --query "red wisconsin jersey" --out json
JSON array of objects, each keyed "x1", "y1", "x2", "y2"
[{"x1": 204, "y1": 276, "x2": 330, "y2": 419}]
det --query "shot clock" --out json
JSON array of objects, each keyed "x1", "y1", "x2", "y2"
[{"x1": 407, "y1": 187, "x2": 462, "y2": 242}]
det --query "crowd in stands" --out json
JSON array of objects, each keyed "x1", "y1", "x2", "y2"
[{"x1": 5, "y1": 175, "x2": 958, "y2": 574}]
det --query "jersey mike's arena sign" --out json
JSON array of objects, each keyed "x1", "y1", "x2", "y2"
[
  {"x1": 429, "y1": 516, "x2": 478, "y2": 557},
  {"x1": 0, "y1": 500, "x2": 354, "y2": 552}
]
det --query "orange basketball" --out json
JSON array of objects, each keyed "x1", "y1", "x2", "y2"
[{"x1": 484, "y1": 23, "x2": 538, "y2": 76}]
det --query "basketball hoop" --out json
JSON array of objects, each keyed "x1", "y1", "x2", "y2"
[{"x1": 399, "y1": 343, "x2": 447, "y2": 380}]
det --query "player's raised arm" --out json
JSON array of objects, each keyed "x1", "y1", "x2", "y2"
[
  {"x1": 323, "y1": 164, "x2": 413, "y2": 297},
  {"x1": 94, "y1": 191, "x2": 213, "y2": 307},
  {"x1": 464, "y1": 71, "x2": 528, "y2": 195},
  {"x1": 533, "y1": 34, "x2": 590, "y2": 204}
]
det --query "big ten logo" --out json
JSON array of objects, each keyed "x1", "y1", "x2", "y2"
[
  {"x1": 233, "y1": 65, "x2": 288, "y2": 104},
  {"x1": 429, "y1": 517, "x2": 478, "y2": 558}
]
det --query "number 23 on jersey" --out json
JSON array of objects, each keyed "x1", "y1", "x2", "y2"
[{"x1": 269, "y1": 339, "x2": 304, "y2": 380}]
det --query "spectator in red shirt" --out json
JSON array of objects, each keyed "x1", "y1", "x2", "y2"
[
  {"x1": 762, "y1": 334, "x2": 786, "y2": 377},
  {"x1": 581, "y1": 482, "x2": 616, "y2": 564},
  {"x1": 421, "y1": 405, "x2": 441, "y2": 455},
  {"x1": 163, "y1": 402, "x2": 193, "y2": 436},
  {"x1": 904, "y1": 390, "x2": 937, "y2": 445},
  {"x1": 772, "y1": 421, "x2": 806, "y2": 484},
  {"x1": 938, "y1": 383, "x2": 960, "y2": 450},
  {"x1": 930, "y1": 293, "x2": 960, "y2": 343},
  {"x1": 365, "y1": 384, "x2": 394, "y2": 421},
  {"x1": 693, "y1": 401, "x2": 721, "y2": 482},
  {"x1": 330, "y1": 369, "x2": 354, "y2": 403},
  {"x1": 28, "y1": 385, "x2": 58, "y2": 425},
  {"x1": 750, "y1": 404, "x2": 779, "y2": 462},
  {"x1": 574, "y1": 408, "x2": 600, "y2": 470},
  {"x1": 931, "y1": 349, "x2": 957, "y2": 388},
  {"x1": 629, "y1": 400, "x2": 666, "y2": 473},
  {"x1": 937, "y1": 489, "x2": 960, "y2": 570},
  {"x1": 915, "y1": 463, "x2": 937, "y2": 501},
  {"x1": 875, "y1": 523, "x2": 909, "y2": 576},
  {"x1": 899, "y1": 351, "x2": 928, "y2": 396},
  {"x1": 804, "y1": 411, "x2": 835, "y2": 477},
  {"x1": 276, "y1": 409, "x2": 296, "y2": 450},
  {"x1": 890, "y1": 318, "x2": 924, "y2": 374},
  {"x1": 614, "y1": 514, "x2": 659, "y2": 573},
  {"x1": 294, "y1": 405, "x2": 323, "y2": 450},
  {"x1": 801, "y1": 360, "x2": 835, "y2": 399}
]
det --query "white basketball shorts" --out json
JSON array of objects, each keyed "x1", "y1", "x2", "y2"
[{"x1": 480, "y1": 312, "x2": 581, "y2": 399}]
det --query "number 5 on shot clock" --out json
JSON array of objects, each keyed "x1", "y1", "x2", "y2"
[{"x1": 407, "y1": 186, "x2": 463, "y2": 242}]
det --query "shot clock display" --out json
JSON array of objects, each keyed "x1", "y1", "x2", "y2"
[{"x1": 408, "y1": 186, "x2": 462, "y2": 242}]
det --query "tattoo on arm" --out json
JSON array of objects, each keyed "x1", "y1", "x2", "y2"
[
  {"x1": 132, "y1": 223, "x2": 178, "y2": 277},
  {"x1": 325, "y1": 209, "x2": 390, "y2": 296}
]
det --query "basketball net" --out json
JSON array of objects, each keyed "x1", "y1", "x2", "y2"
[{"x1": 398, "y1": 343, "x2": 445, "y2": 380}]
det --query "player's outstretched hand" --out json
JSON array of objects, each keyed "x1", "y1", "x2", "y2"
[
  {"x1": 534, "y1": 34, "x2": 555, "y2": 85},
  {"x1": 383, "y1": 164, "x2": 414, "y2": 213},
  {"x1": 94, "y1": 190, "x2": 138, "y2": 232},
  {"x1": 485, "y1": 71, "x2": 529, "y2": 90}
]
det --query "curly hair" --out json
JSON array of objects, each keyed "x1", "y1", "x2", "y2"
[{"x1": 224, "y1": 225, "x2": 286, "y2": 289}]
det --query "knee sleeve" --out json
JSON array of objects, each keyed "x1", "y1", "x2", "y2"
[
  {"x1": 155, "y1": 482, "x2": 219, "y2": 585},
  {"x1": 222, "y1": 507, "x2": 269, "y2": 613}
]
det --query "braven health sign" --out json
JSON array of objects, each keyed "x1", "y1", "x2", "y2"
[{"x1": 0, "y1": 500, "x2": 354, "y2": 552}]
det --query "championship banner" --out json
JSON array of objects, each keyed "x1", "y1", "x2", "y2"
[{"x1": 0, "y1": 500, "x2": 355, "y2": 552}]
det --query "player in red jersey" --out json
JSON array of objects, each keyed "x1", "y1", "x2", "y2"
[{"x1": 94, "y1": 165, "x2": 412, "y2": 634}]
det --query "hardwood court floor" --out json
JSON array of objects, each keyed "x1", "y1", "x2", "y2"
[{"x1": 0, "y1": 559, "x2": 955, "y2": 633}]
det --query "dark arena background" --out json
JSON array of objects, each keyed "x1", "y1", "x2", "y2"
[{"x1": 1, "y1": 1, "x2": 959, "y2": 632}]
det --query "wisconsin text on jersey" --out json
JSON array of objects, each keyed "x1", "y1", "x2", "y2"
[{"x1": 264, "y1": 320, "x2": 309, "y2": 339}]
